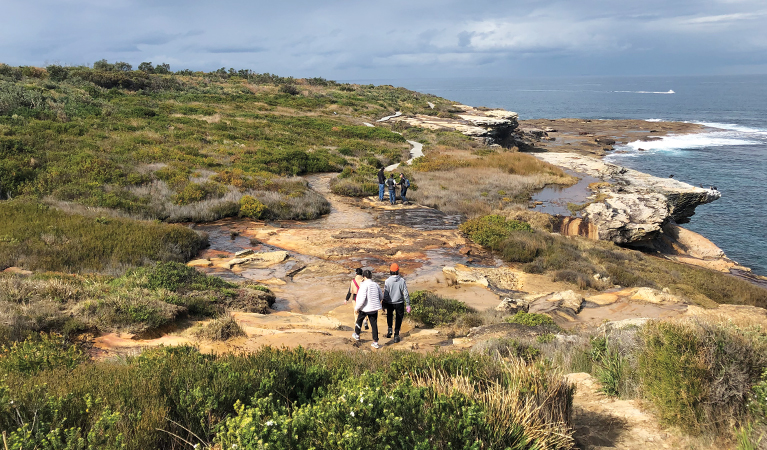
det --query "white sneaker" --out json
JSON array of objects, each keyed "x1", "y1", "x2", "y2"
[
  {"x1": 371, "y1": 342, "x2": 381, "y2": 349},
  {"x1": 352, "y1": 333, "x2": 360, "y2": 341}
]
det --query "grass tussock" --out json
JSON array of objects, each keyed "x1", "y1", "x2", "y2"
[
  {"x1": 194, "y1": 314, "x2": 246, "y2": 341},
  {"x1": 461, "y1": 214, "x2": 767, "y2": 307},
  {"x1": 0, "y1": 341, "x2": 575, "y2": 450}
]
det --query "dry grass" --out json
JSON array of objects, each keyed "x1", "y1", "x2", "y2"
[
  {"x1": 413, "y1": 361, "x2": 576, "y2": 450},
  {"x1": 411, "y1": 167, "x2": 567, "y2": 217},
  {"x1": 194, "y1": 314, "x2": 246, "y2": 341}
]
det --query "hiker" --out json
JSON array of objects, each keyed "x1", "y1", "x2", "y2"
[
  {"x1": 344, "y1": 268, "x2": 368, "y2": 331},
  {"x1": 377, "y1": 167, "x2": 385, "y2": 201},
  {"x1": 386, "y1": 173, "x2": 397, "y2": 205},
  {"x1": 353, "y1": 269, "x2": 383, "y2": 349},
  {"x1": 398, "y1": 173, "x2": 409, "y2": 204},
  {"x1": 383, "y1": 263, "x2": 411, "y2": 343}
]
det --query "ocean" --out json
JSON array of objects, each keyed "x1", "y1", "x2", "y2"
[{"x1": 352, "y1": 75, "x2": 767, "y2": 275}]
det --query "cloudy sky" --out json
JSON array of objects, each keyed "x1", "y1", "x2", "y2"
[{"x1": 2, "y1": 0, "x2": 766, "y2": 80}]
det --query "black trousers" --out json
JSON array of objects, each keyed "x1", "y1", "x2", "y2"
[
  {"x1": 355, "y1": 311, "x2": 378, "y2": 341},
  {"x1": 384, "y1": 302, "x2": 405, "y2": 335}
]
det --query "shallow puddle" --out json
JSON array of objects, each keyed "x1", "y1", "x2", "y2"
[{"x1": 531, "y1": 170, "x2": 600, "y2": 216}]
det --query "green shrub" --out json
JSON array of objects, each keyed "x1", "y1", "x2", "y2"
[
  {"x1": 460, "y1": 215, "x2": 533, "y2": 249},
  {"x1": 0, "y1": 333, "x2": 85, "y2": 375},
  {"x1": 589, "y1": 336, "x2": 627, "y2": 397},
  {"x1": 505, "y1": 311, "x2": 558, "y2": 328},
  {"x1": 638, "y1": 322, "x2": 707, "y2": 432},
  {"x1": 239, "y1": 195, "x2": 267, "y2": 219},
  {"x1": 409, "y1": 291, "x2": 476, "y2": 327}
]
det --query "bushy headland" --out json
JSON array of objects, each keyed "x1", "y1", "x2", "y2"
[{"x1": 1, "y1": 61, "x2": 767, "y2": 449}]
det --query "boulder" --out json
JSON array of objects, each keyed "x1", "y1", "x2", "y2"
[
  {"x1": 2, "y1": 267, "x2": 33, "y2": 275},
  {"x1": 495, "y1": 297, "x2": 524, "y2": 313},
  {"x1": 528, "y1": 290, "x2": 584, "y2": 320},
  {"x1": 443, "y1": 265, "x2": 518, "y2": 291}
]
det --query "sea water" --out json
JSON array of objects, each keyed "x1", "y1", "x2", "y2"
[{"x1": 351, "y1": 75, "x2": 767, "y2": 275}]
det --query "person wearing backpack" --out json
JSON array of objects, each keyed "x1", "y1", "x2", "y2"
[
  {"x1": 386, "y1": 173, "x2": 397, "y2": 205},
  {"x1": 344, "y1": 268, "x2": 368, "y2": 331},
  {"x1": 382, "y1": 263, "x2": 411, "y2": 343},
  {"x1": 398, "y1": 173, "x2": 410, "y2": 204},
  {"x1": 353, "y1": 270, "x2": 383, "y2": 349}
]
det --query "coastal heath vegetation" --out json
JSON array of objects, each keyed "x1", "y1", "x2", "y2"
[
  {"x1": 1, "y1": 341, "x2": 576, "y2": 450},
  {"x1": 0, "y1": 60, "x2": 446, "y2": 226},
  {"x1": 460, "y1": 214, "x2": 767, "y2": 307},
  {"x1": 0, "y1": 262, "x2": 275, "y2": 341}
]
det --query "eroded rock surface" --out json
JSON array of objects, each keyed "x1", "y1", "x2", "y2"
[
  {"x1": 391, "y1": 104, "x2": 520, "y2": 146},
  {"x1": 534, "y1": 152, "x2": 720, "y2": 243}
]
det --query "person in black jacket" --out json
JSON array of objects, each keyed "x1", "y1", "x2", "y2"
[
  {"x1": 386, "y1": 174, "x2": 397, "y2": 205},
  {"x1": 398, "y1": 173, "x2": 409, "y2": 204},
  {"x1": 377, "y1": 167, "x2": 385, "y2": 201}
]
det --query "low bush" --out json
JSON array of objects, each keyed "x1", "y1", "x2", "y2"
[
  {"x1": 638, "y1": 320, "x2": 767, "y2": 434},
  {"x1": 460, "y1": 215, "x2": 533, "y2": 249},
  {"x1": 505, "y1": 311, "x2": 559, "y2": 328},
  {"x1": 409, "y1": 291, "x2": 477, "y2": 327},
  {"x1": 239, "y1": 194, "x2": 266, "y2": 219}
]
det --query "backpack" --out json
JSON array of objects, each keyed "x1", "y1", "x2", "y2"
[{"x1": 404, "y1": 178, "x2": 410, "y2": 188}]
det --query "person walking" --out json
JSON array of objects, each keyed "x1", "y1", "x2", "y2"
[
  {"x1": 353, "y1": 270, "x2": 383, "y2": 349},
  {"x1": 377, "y1": 167, "x2": 386, "y2": 202},
  {"x1": 382, "y1": 263, "x2": 411, "y2": 343},
  {"x1": 398, "y1": 173, "x2": 409, "y2": 204},
  {"x1": 386, "y1": 173, "x2": 397, "y2": 205},
  {"x1": 345, "y1": 268, "x2": 368, "y2": 331}
]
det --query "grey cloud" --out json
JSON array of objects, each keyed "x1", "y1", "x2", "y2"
[{"x1": 0, "y1": 0, "x2": 766, "y2": 78}]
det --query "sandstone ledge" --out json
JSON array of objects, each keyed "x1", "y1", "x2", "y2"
[{"x1": 534, "y1": 152, "x2": 720, "y2": 244}]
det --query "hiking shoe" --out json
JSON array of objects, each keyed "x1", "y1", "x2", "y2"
[
  {"x1": 352, "y1": 333, "x2": 360, "y2": 341},
  {"x1": 371, "y1": 342, "x2": 381, "y2": 349},
  {"x1": 393, "y1": 335, "x2": 401, "y2": 343},
  {"x1": 385, "y1": 328, "x2": 393, "y2": 338}
]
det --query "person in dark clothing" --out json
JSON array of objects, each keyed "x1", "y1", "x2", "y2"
[
  {"x1": 377, "y1": 167, "x2": 385, "y2": 201},
  {"x1": 398, "y1": 173, "x2": 409, "y2": 204},
  {"x1": 382, "y1": 263, "x2": 410, "y2": 343},
  {"x1": 386, "y1": 174, "x2": 397, "y2": 205}
]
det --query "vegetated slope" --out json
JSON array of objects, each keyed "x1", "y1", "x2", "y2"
[
  {"x1": 0, "y1": 62, "x2": 455, "y2": 223},
  {"x1": 461, "y1": 214, "x2": 767, "y2": 308}
]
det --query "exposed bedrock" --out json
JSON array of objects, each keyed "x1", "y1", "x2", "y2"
[
  {"x1": 535, "y1": 152, "x2": 720, "y2": 244},
  {"x1": 391, "y1": 104, "x2": 521, "y2": 147}
]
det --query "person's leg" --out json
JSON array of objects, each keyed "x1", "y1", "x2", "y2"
[
  {"x1": 379, "y1": 183, "x2": 384, "y2": 201},
  {"x1": 401, "y1": 187, "x2": 408, "y2": 203},
  {"x1": 368, "y1": 312, "x2": 379, "y2": 342},
  {"x1": 353, "y1": 311, "x2": 366, "y2": 338},
  {"x1": 385, "y1": 303, "x2": 393, "y2": 338},
  {"x1": 389, "y1": 188, "x2": 395, "y2": 204},
  {"x1": 393, "y1": 303, "x2": 405, "y2": 337}
]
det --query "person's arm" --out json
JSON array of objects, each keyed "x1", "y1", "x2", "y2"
[
  {"x1": 402, "y1": 280, "x2": 411, "y2": 312},
  {"x1": 345, "y1": 286, "x2": 351, "y2": 303},
  {"x1": 355, "y1": 285, "x2": 367, "y2": 312}
]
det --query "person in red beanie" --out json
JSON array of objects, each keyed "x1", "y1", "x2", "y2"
[{"x1": 382, "y1": 262, "x2": 410, "y2": 343}]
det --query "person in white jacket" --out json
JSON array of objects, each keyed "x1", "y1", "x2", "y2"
[{"x1": 353, "y1": 269, "x2": 383, "y2": 349}]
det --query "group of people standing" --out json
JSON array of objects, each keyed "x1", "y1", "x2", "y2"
[
  {"x1": 344, "y1": 264, "x2": 410, "y2": 349},
  {"x1": 377, "y1": 167, "x2": 410, "y2": 205}
]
